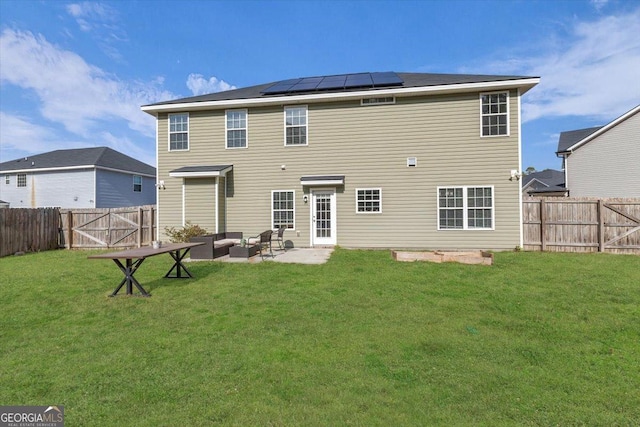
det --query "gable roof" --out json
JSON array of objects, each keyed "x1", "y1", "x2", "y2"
[
  {"x1": 556, "y1": 105, "x2": 640, "y2": 155},
  {"x1": 522, "y1": 169, "x2": 565, "y2": 190},
  {"x1": 142, "y1": 71, "x2": 539, "y2": 114},
  {"x1": 0, "y1": 147, "x2": 156, "y2": 176}
]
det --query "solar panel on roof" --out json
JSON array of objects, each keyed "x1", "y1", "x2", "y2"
[{"x1": 261, "y1": 72, "x2": 404, "y2": 95}]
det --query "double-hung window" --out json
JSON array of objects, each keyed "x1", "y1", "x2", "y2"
[
  {"x1": 356, "y1": 188, "x2": 382, "y2": 213},
  {"x1": 438, "y1": 186, "x2": 493, "y2": 230},
  {"x1": 480, "y1": 92, "x2": 509, "y2": 136},
  {"x1": 226, "y1": 109, "x2": 247, "y2": 148},
  {"x1": 272, "y1": 190, "x2": 295, "y2": 229},
  {"x1": 285, "y1": 106, "x2": 307, "y2": 145},
  {"x1": 169, "y1": 113, "x2": 189, "y2": 150},
  {"x1": 133, "y1": 175, "x2": 142, "y2": 192},
  {"x1": 17, "y1": 173, "x2": 26, "y2": 188},
  {"x1": 5, "y1": 175, "x2": 9, "y2": 185}
]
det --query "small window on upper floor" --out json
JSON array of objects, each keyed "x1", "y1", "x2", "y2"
[
  {"x1": 169, "y1": 113, "x2": 189, "y2": 150},
  {"x1": 17, "y1": 173, "x2": 26, "y2": 187},
  {"x1": 133, "y1": 175, "x2": 142, "y2": 192},
  {"x1": 226, "y1": 109, "x2": 247, "y2": 148},
  {"x1": 5, "y1": 175, "x2": 9, "y2": 185},
  {"x1": 480, "y1": 92, "x2": 509, "y2": 137},
  {"x1": 285, "y1": 106, "x2": 307, "y2": 146}
]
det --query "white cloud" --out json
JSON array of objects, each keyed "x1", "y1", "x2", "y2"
[
  {"x1": 65, "y1": 2, "x2": 127, "y2": 61},
  {"x1": 590, "y1": 0, "x2": 609, "y2": 12},
  {"x1": 186, "y1": 73, "x2": 236, "y2": 96},
  {"x1": 0, "y1": 29, "x2": 172, "y2": 139},
  {"x1": 483, "y1": 8, "x2": 640, "y2": 123}
]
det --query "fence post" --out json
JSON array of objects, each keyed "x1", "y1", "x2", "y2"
[
  {"x1": 150, "y1": 206, "x2": 155, "y2": 242},
  {"x1": 138, "y1": 206, "x2": 143, "y2": 248},
  {"x1": 66, "y1": 210, "x2": 73, "y2": 249},
  {"x1": 598, "y1": 199, "x2": 604, "y2": 252},
  {"x1": 540, "y1": 199, "x2": 546, "y2": 251}
]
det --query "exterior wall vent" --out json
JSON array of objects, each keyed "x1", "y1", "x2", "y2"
[
  {"x1": 361, "y1": 96, "x2": 395, "y2": 106},
  {"x1": 407, "y1": 157, "x2": 417, "y2": 167}
]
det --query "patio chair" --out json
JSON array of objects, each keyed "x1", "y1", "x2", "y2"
[
  {"x1": 273, "y1": 226, "x2": 287, "y2": 251},
  {"x1": 248, "y1": 229, "x2": 273, "y2": 259}
]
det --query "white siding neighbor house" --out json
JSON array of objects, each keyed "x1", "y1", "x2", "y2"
[
  {"x1": 142, "y1": 71, "x2": 539, "y2": 250},
  {"x1": 556, "y1": 105, "x2": 640, "y2": 198},
  {"x1": 0, "y1": 147, "x2": 157, "y2": 208}
]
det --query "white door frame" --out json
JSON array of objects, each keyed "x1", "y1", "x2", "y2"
[{"x1": 310, "y1": 188, "x2": 337, "y2": 246}]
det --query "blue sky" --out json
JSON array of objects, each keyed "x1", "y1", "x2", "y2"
[{"x1": 1, "y1": 0, "x2": 639, "y2": 170}]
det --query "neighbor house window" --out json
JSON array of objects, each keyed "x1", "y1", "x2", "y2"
[
  {"x1": 272, "y1": 190, "x2": 295, "y2": 229},
  {"x1": 169, "y1": 113, "x2": 189, "y2": 150},
  {"x1": 17, "y1": 173, "x2": 26, "y2": 187},
  {"x1": 285, "y1": 106, "x2": 307, "y2": 145},
  {"x1": 481, "y1": 92, "x2": 509, "y2": 136},
  {"x1": 356, "y1": 188, "x2": 382, "y2": 213},
  {"x1": 438, "y1": 186, "x2": 493, "y2": 230},
  {"x1": 5, "y1": 175, "x2": 9, "y2": 185},
  {"x1": 133, "y1": 175, "x2": 142, "y2": 192},
  {"x1": 226, "y1": 109, "x2": 247, "y2": 148}
]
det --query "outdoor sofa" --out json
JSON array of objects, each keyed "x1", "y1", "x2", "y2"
[{"x1": 189, "y1": 232, "x2": 243, "y2": 259}]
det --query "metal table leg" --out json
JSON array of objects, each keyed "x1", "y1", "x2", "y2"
[
  {"x1": 165, "y1": 248, "x2": 194, "y2": 278},
  {"x1": 110, "y1": 258, "x2": 150, "y2": 297}
]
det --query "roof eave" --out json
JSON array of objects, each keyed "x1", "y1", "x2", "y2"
[
  {"x1": 141, "y1": 77, "x2": 540, "y2": 116},
  {"x1": 565, "y1": 105, "x2": 640, "y2": 152}
]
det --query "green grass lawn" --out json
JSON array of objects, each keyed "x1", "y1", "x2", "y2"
[{"x1": 1, "y1": 248, "x2": 639, "y2": 426}]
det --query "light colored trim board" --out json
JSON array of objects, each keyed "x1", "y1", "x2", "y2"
[
  {"x1": 517, "y1": 89, "x2": 524, "y2": 248},
  {"x1": 169, "y1": 166, "x2": 232, "y2": 178}
]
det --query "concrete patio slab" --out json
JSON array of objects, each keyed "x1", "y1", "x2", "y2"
[{"x1": 189, "y1": 247, "x2": 334, "y2": 265}]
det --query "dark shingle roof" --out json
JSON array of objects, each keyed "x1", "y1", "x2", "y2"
[
  {"x1": 0, "y1": 147, "x2": 155, "y2": 176},
  {"x1": 556, "y1": 127, "x2": 603, "y2": 154},
  {"x1": 522, "y1": 169, "x2": 565, "y2": 190},
  {"x1": 144, "y1": 72, "x2": 536, "y2": 106}
]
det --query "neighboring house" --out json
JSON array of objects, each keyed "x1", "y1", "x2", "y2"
[
  {"x1": 0, "y1": 200, "x2": 9, "y2": 208},
  {"x1": 556, "y1": 105, "x2": 640, "y2": 198},
  {"x1": 522, "y1": 169, "x2": 567, "y2": 197},
  {"x1": 142, "y1": 71, "x2": 539, "y2": 250},
  {"x1": 0, "y1": 147, "x2": 157, "y2": 208}
]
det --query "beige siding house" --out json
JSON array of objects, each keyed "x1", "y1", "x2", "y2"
[
  {"x1": 556, "y1": 105, "x2": 640, "y2": 198},
  {"x1": 142, "y1": 72, "x2": 539, "y2": 250}
]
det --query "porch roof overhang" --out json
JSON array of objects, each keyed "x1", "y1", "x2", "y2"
[
  {"x1": 169, "y1": 165, "x2": 233, "y2": 178},
  {"x1": 300, "y1": 175, "x2": 345, "y2": 186}
]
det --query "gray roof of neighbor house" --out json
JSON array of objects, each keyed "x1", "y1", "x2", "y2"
[
  {"x1": 522, "y1": 169, "x2": 565, "y2": 192},
  {"x1": 556, "y1": 127, "x2": 603, "y2": 154},
  {"x1": 0, "y1": 147, "x2": 156, "y2": 176},
  {"x1": 143, "y1": 72, "x2": 538, "y2": 107}
]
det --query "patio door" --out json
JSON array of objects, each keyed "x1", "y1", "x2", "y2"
[{"x1": 311, "y1": 189, "x2": 336, "y2": 246}]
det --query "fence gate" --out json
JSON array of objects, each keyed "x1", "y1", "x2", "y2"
[{"x1": 61, "y1": 206, "x2": 156, "y2": 249}]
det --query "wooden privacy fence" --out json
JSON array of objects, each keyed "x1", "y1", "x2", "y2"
[
  {"x1": 60, "y1": 205, "x2": 157, "y2": 249},
  {"x1": 0, "y1": 208, "x2": 60, "y2": 257},
  {"x1": 523, "y1": 197, "x2": 640, "y2": 254}
]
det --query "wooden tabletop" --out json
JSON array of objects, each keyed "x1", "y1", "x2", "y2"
[{"x1": 87, "y1": 242, "x2": 204, "y2": 260}]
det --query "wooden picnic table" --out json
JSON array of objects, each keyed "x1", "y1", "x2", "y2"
[{"x1": 88, "y1": 242, "x2": 204, "y2": 297}]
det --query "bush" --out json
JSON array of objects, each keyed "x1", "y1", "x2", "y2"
[{"x1": 164, "y1": 221, "x2": 208, "y2": 243}]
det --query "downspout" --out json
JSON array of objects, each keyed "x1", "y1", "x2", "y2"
[{"x1": 517, "y1": 89, "x2": 524, "y2": 249}]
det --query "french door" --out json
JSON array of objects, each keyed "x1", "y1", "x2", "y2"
[{"x1": 311, "y1": 189, "x2": 336, "y2": 246}]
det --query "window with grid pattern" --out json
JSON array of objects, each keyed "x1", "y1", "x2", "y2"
[
  {"x1": 272, "y1": 190, "x2": 295, "y2": 229},
  {"x1": 169, "y1": 113, "x2": 189, "y2": 150},
  {"x1": 285, "y1": 106, "x2": 307, "y2": 145},
  {"x1": 226, "y1": 110, "x2": 247, "y2": 148},
  {"x1": 438, "y1": 186, "x2": 493, "y2": 230},
  {"x1": 356, "y1": 188, "x2": 382, "y2": 213},
  {"x1": 17, "y1": 173, "x2": 26, "y2": 188},
  {"x1": 481, "y1": 92, "x2": 508, "y2": 136},
  {"x1": 133, "y1": 175, "x2": 142, "y2": 192}
]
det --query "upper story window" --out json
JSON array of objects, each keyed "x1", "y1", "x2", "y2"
[
  {"x1": 169, "y1": 113, "x2": 189, "y2": 150},
  {"x1": 480, "y1": 92, "x2": 509, "y2": 137},
  {"x1": 133, "y1": 175, "x2": 142, "y2": 192},
  {"x1": 272, "y1": 190, "x2": 295, "y2": 229},
  {"x1": 5, "y1": 175, "x2": 9, "y2": 185},
  {"x1": 438, "y1": 186, "x2": 493, "y2": 230},
  {"x1": 285, "y1": 106, "x2": 307, "y2": 146},
  {"x1": 17, "y1": 173, "x2": 26, "y2": 187},
  {"x1": 356, "y1": 188, "x2": 382, "y2": 213},
  {"x1": 226, "y1": 110, "x2": 247, "y2": 148}
]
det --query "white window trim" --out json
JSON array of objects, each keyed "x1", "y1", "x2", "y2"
[
  {"x1": 479, "y1": 91, "x2": 510, "y2": 137},
  {"x1": 284, "y1": 105, "x2": 308, "y2": 146},
  {"x1": 225, "y1": 109, "x2": 248, "y2": 149},
  {"x1": 361, "y1": 96, "x2": 395, "y2": 106},
  {"x1": 133, "y1": 175, "x2": 142, "y2": 192},
  {"x1": 271, "y1": 190, "x2": 296, "y2": 229},
  {"x1": 168, "y1": 112, "x2": 189, "y2": 151},
  {"x1": 437, "y1": 186, "x2": 495, "y2": 231},
  {"x1": 5, "y1": 175, "x2": 9, "y2": 185},
  {"x1": 355, "y1": 188, "x2": 382, "y2": 214}
]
